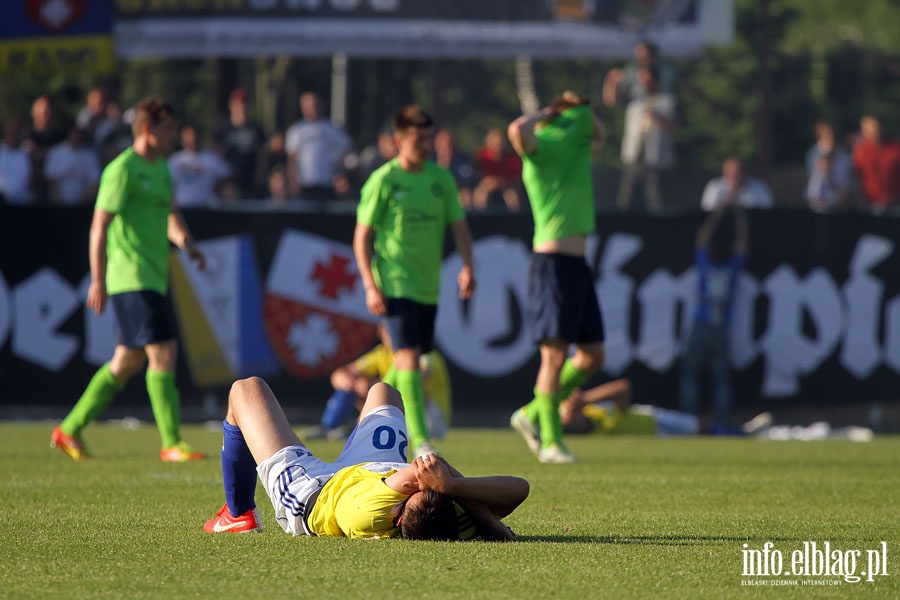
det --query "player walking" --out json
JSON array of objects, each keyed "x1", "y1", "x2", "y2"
[
  {"x1": 51, "y1": 97, "x2": 207, "y2": 462},
  {"x1": 353, "y1": 105, "x2": 475, "y2": 457},
  {"x1": 507, "y1": 92, "x2": 607, "y2": 463}
]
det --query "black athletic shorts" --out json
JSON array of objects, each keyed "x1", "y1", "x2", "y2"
[
  {"x1": 382, "y1": 297, "x2": 437, "y2": 354},
  {"x1": 110, "y1": 290, "x2": 178, "y2": 348},
  {"x1": 525, "y1": 252, "x2": 605, "y2": 345}
]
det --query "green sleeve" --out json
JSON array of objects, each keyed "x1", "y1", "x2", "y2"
[
  {"x1": 357, "y1": 169, "x2": 386, "y2": 227},
  {"x1": 95, "y1": 161, "x2": 129, "y2": 213}
]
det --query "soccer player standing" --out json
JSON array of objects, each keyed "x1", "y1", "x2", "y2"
[
  {"x1": 51, "y1": 97, "x2": 208, "y2": 462},
  {"x1": 353, "y1": 105, "x2": 475, "y2": 457},
  {"x1": 507, "y1": 92, "x2": 607, "y2": 463}
]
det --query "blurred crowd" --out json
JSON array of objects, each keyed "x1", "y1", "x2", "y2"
[{"x1": 2, "y1": 44, "x2": 898, "y2": 213}]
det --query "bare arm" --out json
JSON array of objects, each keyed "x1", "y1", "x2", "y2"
[
  {"x1": 413, "y1": 455, "x2": 529, "y2": 518},
  {"x1": 449, "y1": 220, "x2": 476, "y2": 300},
  {"x1": 602, "y1": 69, "x2": 623, "y2": 107},
  {"x1": 86, "y1": 210, "x2": 115, "y2": 315},
  {"x1": 286, "y1": 152, "x2": 300, "y2": 197},
  {"x1": 167, "y1": 209, "x2": 206, "y2": 270},
  {"x1": 507, "y1": 107, "x2": 554, "y2": 156},
  {"x1": 353, "y1": 222, "x2": 386, "y2": 316}
]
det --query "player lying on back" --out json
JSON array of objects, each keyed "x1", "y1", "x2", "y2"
[{"x1": 204, "y1": 377, "x2": 528, "y2": 540}]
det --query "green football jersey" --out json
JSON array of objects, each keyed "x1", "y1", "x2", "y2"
[
  {"x1": 95, "y1": 147, "x2": 173, "y2": 295},
  {"x1": 521, "y1": 105, "x2": 596, "y2": 247},
  {"x1": 357, "y1": 159, "x2": 464, "y2": 305}
]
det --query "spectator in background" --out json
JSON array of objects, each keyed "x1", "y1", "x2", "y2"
[
  {"x1": 285, "y1": 91, "x2": 353, "y2": 201},
  {"x1": 76, "y1": 88, "x2": 107, "y2": 139},
  {"x1": 215, "y1": 88, "x2": 267, "y2": 199},
  {"x1": 806, "y1": 152, "x2": 850, "y2": 213},
  {"x1": 700, "y1": 157, "x2": 774, "y2": 211},
  {"x1": 805, "y1": 121, "x2": 852, "y2": 212},
  {"x1": 357, "y1": 129, "x2": 398, "y2": 182},
  {"x1": 26, "y1": 95, "x2": 65, "y2": 203},
  {"x1": 473, "y1": 128, "x2": 522, "y2": 212},
  {"x1": 603, "y1": 40, "x2": 677, "y2": 101},
  {"x1": 433, "y1": 128, "x2": 477, "y2": 210},
  {"x1": 94, "y1": 101, "x2": 133, "y2": 166},
  {"x1": 168, "y1": 125, "x2": 232, "y2": 207},
  {"x1": 680, "y1": 203, "x2": 748, "y2": 435},
  {"x1": 0, "y1": 118, "x2": 32, "y2": 204},
  {"x1": 44, "y1": 127, "x2": 101, "y2": 206},
  {"x1": 259, "y1": 131, "x2": 287, "y2": 186},
  {"x1": 852, "y1": 115, "x2": 900, "y2": 211},
  {"x1": 266, "y1": 164, "x2": 289, "y2": 206},
  {"x1": 604, "y1": 66, "x2": 675, "y2": 211}
]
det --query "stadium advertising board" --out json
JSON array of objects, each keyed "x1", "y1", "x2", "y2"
[
  {"x1": 0, "y1": 207, "x2": 897, "y2": 417},
  {"x1": 112, "y1": 0, "x2": 732, "y2": 59},
  {"x1": 0, "y1": 0, "x2": 115, "y2": 74}
]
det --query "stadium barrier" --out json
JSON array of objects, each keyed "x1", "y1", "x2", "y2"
[{"x1": 1, "y1": 205, "x2": 898, "y2": 426}]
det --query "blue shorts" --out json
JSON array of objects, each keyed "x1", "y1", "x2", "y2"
[
  {"x1": 525, "y1": 253, "x2": 605, "y2": 345},
  {"x1": 383, "y1": 298, "x2": 437, "y2": 353},
  {"x1": 110, "y1": 290, "x2": 177, "y2": 348}
]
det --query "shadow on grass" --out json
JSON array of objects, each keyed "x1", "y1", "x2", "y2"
[{"x1": 517, "y1": 534, "x2": 800, "y2": 545}]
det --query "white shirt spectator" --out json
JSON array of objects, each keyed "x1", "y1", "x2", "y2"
[
  {"x1": 44, "y1": 141, "x2": 100, "y2": 205},
  {"x1": 285, "y1": 119, "x2": 352, "y2": 188},
  {"x1": 0, "y1": 142, "x2": 32, "y2": 204},
  {"x1": 168, "y1": 149, "x2": 231, "y2": 207},
  {"x1": 701, "y1": 177, "x2": 774, "y2": 211},
  {"x1": 805, "y1": 145, "x2": 852, "y2": 190}
]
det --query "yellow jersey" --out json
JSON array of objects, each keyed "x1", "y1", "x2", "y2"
[
  {"x1": 353, "y1": 345, "x2": 452, "y2": 422},
  {"x1": 307, "y1": 462, "x2": 408, "y2": 539}
]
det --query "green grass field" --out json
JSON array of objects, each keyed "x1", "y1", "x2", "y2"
[{"x1": 2, "y1": 422, "x2": 898, "y2": 599}]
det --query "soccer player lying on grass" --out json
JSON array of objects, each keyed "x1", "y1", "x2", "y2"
[
  {"x1": 204, "y1": 377, "x2": 528, "y2": 540},
  {"x1": 559, "y1": 378, "x2": 699, "y2": 436}
]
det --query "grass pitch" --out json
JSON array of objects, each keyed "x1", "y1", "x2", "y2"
[{"x1": 2, "y1": 422, "x2": 898, "y2": 599}]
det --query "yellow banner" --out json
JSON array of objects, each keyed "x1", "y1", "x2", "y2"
[{"x1": 0, "y1": 35, "x2": 115, "y2": 74}]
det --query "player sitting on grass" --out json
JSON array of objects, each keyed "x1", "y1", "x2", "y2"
[
  {"x1": 204, "y1": 377, "x2": 528, "y2": 540},
  {"x1": 304, "y1": 324, "x2": 452, "y2": 441}
]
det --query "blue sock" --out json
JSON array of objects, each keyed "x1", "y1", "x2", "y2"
[
  {"x1": 321, "y1": 389, "x2": 358, "y2": 429},
  {"x1": 222, "y1": 421, "x2": 257, "y2": 517}
]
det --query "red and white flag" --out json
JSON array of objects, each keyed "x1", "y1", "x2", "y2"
[{"x1": 263, "y1": 230, "x2": 378, "y2": 379}]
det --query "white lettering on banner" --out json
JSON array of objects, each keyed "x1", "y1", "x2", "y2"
[
  {"x1": 760, "y1": 267, "x2": 844, "y2": 396},
  {"x1": 1, "y1": 233, "x2": 899, "y2": 396},
  {"x1": 841, "y1": 234, "x2": 890, "y2": 377},
  {"x1": 729, "y1": 273, "x2": 760, "y2": 369},
  {"x1": 635, "y1": 268, "x2": 694, "y2": 371},
  {"x1": 594, "y1": 233, "x2": 641, "y2": 374},
  {"x1": 79, "y1": 275, "x2": 116, "y2": 366},
  {"x1": 12, "y1": 268, "x2": 80, "y2": 371},
  {"x1": 436, "y1": 234, "x2": 899, "y2": 397},
  {"x1": 435, "y1": 237, "x2": 535, "y2": 376}
]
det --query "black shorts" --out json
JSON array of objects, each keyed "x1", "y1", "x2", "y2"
[
  {"x1": 110, "y1": 290, "x2": 177, "y2": 348},
  {"x1": 525, "y1": 253, "x2": 605, "y2": 345},
  {"x1": 383, "y1": 298, "x2": 437, "y2": 353}
]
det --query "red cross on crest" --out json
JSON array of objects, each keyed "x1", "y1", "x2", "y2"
[{"x1": 312, "y1": 255, "x2": 357, "y2": 299}]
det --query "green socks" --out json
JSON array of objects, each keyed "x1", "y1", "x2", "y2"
[
  {"x1": 395, "y1": 369, "x2": 428, "y2": 451},
  {"x1": 382, "y1": 366, "x2": 398, "y2": 388},
  {"x1": 146, "y1": 370, "x2": 181, "y2": 449},
  {"x1": 523, "y1": 360, "x2": 592, "y2": 448},
  {"x1": 558, "y1": 360, "x2": 592, "y2": 401},
  {"x1": 61, "y1": 363, "x2": 124, "y2": 436}
]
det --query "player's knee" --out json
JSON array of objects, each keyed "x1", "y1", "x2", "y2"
[
  {"x1": 368, "y1": 381, "x2": 402, "y2": 409},
  {"x1": 229, "y1": 376, "x2": 264, "y2": 408}
]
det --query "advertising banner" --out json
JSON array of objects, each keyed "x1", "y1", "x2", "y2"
[
  {"x1": 1, "y1": 206, "x2": 897, "y2": 419},
  {"x1": 0, "y1": 0, "x2": 114, "y2": 74}
]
